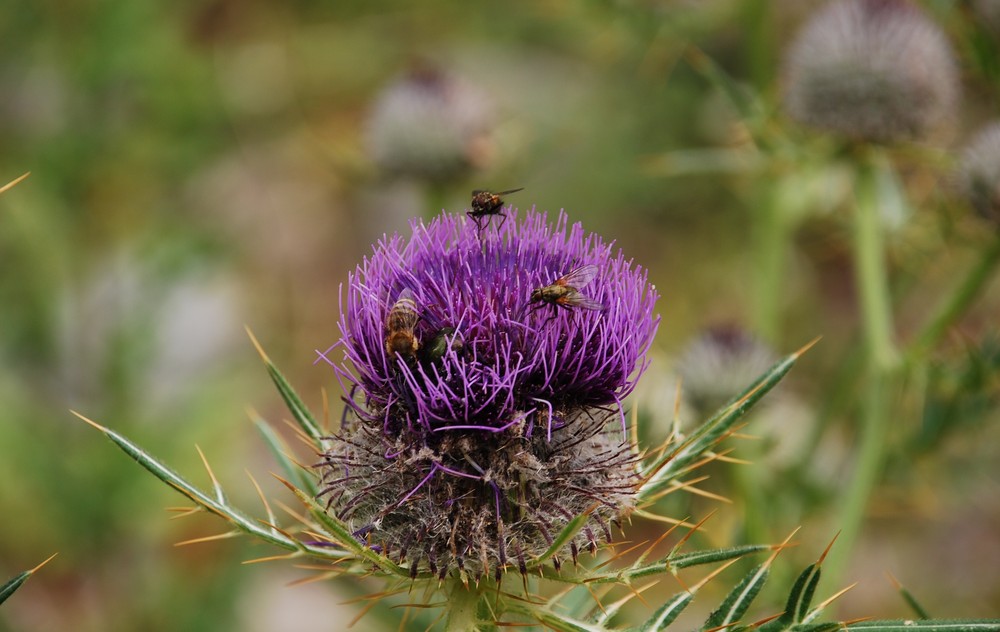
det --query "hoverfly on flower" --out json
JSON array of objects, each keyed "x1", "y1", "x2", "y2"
[{"x1": 529, "y1": 264, "x2": 604, "y2": 320}]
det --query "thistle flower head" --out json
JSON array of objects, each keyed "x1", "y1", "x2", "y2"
[
  {"x1": 959, "y1": 122, "x2": 1000, "y2": 225},
  {"x1": 317, "y1": 209, "x2": 659, "y2": 580},
  {"x1": 782, "y1": 0, "x2": 958, "y2": 143},
  {"x1": 366, "y1": 63, "x2": 495, "y2": 182},
  {"x1": 676, "y1": 326, "x2": 777, "y2": 418}
]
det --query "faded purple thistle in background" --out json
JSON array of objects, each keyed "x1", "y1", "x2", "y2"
[
  {"x1": 960, "y1": 121, "x2": 1000, "y2": 226},
  {"x1": 315, "y1": 209, "x2": 658, "y2": 580},
  {"x1": 782, "y1": 0, "x2": 958, "y2": 143}
]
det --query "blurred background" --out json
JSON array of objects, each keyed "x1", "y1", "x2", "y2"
[{"x1": 1, "y1": 1, "x2": 998, "y2": 630}]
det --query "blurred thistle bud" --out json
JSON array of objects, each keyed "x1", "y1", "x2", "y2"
[
  {"x1": 675, "y1": 326, "x2": 777, "y2": 418},
  {"x1": 367, "y1": 63, "x2": 495, "y2": 183},
  {"x1": 317, "y1": 209, "x2": 659, "y2": 581},
  {"x1": 959, "y1": 122, "x2": 1000, "y2": 225},
  {"x1": 783, "y1": 0, "x2": 959, "y2": 143}
]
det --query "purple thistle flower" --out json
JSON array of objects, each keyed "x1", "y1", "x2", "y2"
[{"x1": 315, "y1": 208, "x2": 659, "y2": 579}]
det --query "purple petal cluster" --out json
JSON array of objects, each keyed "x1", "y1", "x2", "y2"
[
  {"x1": 329, "y1": 209, "x2": 657, "y2": 435},
  {"x1": 316, "y1": 208, "x2": 659, "y2": 579}
]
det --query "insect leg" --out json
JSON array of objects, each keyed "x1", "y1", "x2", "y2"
[{"x1": 542, "y1": 305, "x2": 560, "y2": 327}]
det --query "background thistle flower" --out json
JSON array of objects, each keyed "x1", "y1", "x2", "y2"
[
  {"x1": 366, "y1": 63, "x2": 495, "y2": 183},
  {"x1": 782, "y1": 0, "x2": 959, "y2": 143},
  {"x1": 959, "y1": 121, "x2": 1000, "y2": 225},
  {"x1": 317, "y1": 209, "x2": 659, "y2": 580},
  {"x1": 676, "y1": 326, "x2": 777, "y2": 418}
]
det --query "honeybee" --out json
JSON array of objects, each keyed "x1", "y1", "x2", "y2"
[
  {"x1": 385, "y1": 289, "x2": 420, "y2": 362},
  {"x1": 420, "y1": 326, "x2": 464, "y2": 364},
  {"x1": 529, "y1": 264, "x2": 604, "y2": 319},
  {"x1": 467, "y1": 187, "x2": 523, "y2": 236}
]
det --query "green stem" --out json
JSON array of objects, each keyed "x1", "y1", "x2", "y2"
[
  {"x1": 733, "y1": 186, "x2": 789, "y2": 545},
  {"x1": 828, "y1": 366, "x2": 891, "y2": 585},
  {"x1": 742, "y1": 0, "x2": 773, "y2": 90},
  {"x1": 827, "y1": 154, "x2": 900, "y2": 586},
  {"x1": 908, "y1": 237, "x2": 1000, "y2": 361},
  {"x1": 751, "y1": 185, "x2": 789, "y2": 344},
  {"x1": 853, "y1": 157, "x2": 899, "y2": 374},
  {"x1": 444, "y1": 580, "x2": 483, "y2": 632}
]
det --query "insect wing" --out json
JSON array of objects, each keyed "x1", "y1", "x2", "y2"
[
  {"x1": 557, "y1": 264, "x2": 599, "y2": 290},
  {"x1": 494, "y1": 187, "x2": 524, "y2": 196},
  {"x1": 558, "y1": 288, "x2": 604, "y2": 311},
  {"x1": 387, "y1": 288, "x2": 419, "y2": 329},
  {"x1": 397, "y1": 288, "x2": 416, "y2": 302}
]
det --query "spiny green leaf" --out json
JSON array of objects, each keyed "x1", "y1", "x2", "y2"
[
  {"x1": 532, "y1": 610, "x2": 609, "y2": 632},
  {"x1": 789, "y1": 624, "x2": 841, "y2": 632},
  {"x1": 703, "y1": 563, "x2": 769, "y2": 630},
  {"x1": 506, "y1": 598, "x2": 608, "y2": 632},
  {"x1": 552, "y1": 585, "x2": 600, "y2": 620},
  {"x1": 74, "y1": 412, "x2": 338, "y2": 560},
  {"x1": 544, "y1": 544, "x2": 767, "y2": 586},
  {"x1": 590, "y1": 582, "x2": 659, "y2": 628},
  {"x1": 251, "y1": 413, "x2": 317, "y2": 496},
  {"x1": 670, "y1": 545, "x2": 770, "y2": 570},
  {"x1": 760, "y1": 562, "x2": 822, "y2": 632},
  {"x1": 0, "y1": 571, "x2": 31, "y2": 606},
  {"x1": 281, "y1": 482, "x2": 408, "y2": 577},
  {"x1": 640, "y1": 342, "x2": 811, "y2": 502},
  {"x1": 0, "y1": 554, "x2": 55, "y2": 607},
  {"x1": 897, "y1": 585, "x2": 930, "y2": 621},
  {"x1": 638, "y1": 592, "x2": 695, "y2": 631},
  {"x1": 246, "y1": 327, "x2": 326, "y2": 449},
  {"x1": 0, "y1": 571, "x2": 31, "y2": 603},
  {"x1": 527, "y1": 509, "x2": 591, "y2": 571},
  {"x1": 841, "y1": 621, "x2": 1000, "y2": 632},
  {"x1": 0, "y1": 172, "x2": 30, "y2": 195}
]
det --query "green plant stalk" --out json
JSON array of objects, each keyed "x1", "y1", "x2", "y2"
[
  {"x1": 444, "y1": 580, "x2": 483, "y2": 632},
  {"x1": 742, "y1": 0, "x2": 773, "y2": 90},
  {"x1": 908, "y1": 236, "x2": 1000, "y2": 361},
  {"x1": 853, "y1": 159, "x2": 898, "y2": 373},
  {"x1": 751, "y1": 185, "x2": 789, "y2": 344},
  {"x1": 827, "y1": 156, "x2": 899, "y2": 586},
  {"x1": 738, "y1": 183, "x2": 793, "y2": 546}
]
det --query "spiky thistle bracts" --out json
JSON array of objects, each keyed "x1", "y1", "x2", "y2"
[{"x1": 316, "y1": 209, "x2": 659, "y2": 580}]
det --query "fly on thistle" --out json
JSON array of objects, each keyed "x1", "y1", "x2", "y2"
[
  {"x1": 467, "y1": 187, "x2": 523, "y2": 236},
  {"x1": 529, "y1": 264, "x2": 604, "y2": 320},
  {"x1": 384, "y1": 288, "x2": 420, "y2": 362}
]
